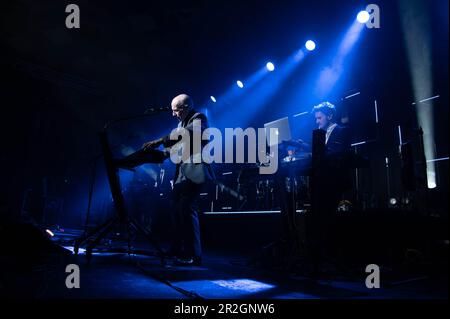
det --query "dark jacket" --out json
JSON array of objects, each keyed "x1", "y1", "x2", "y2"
[
  {"x1": 326, "y1": 125, "x2": 351, "y2": 155},
  {"x1": 324, "y1": 124, "x2": 352, "y2": 191},
  {"x1": 161, "y1": 109, "x2": 215, "y2": 185}
]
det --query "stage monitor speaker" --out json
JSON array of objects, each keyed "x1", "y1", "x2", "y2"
[{"x1": 0, "y1": 220, "x2": 71, "y2": 258}]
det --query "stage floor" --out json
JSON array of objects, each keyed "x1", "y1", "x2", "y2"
[{"x1": 0, "y1": 228, "x2": 447, "y2": 299}]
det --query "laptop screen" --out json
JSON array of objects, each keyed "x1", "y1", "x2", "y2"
[{"x1": 264, "y1": 117, "x2": 292, "y2": 147}]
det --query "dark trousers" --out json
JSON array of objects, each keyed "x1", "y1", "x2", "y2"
[
  {"x1": 308, "y1": 172, "x2": 345, "y2": 269},
  {"x1": 170, "y1": 180, "x2": 202, "y2": 258}
]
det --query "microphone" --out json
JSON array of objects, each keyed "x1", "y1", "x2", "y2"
[{"x1": 144, "y1": 106, "x2": 171, "y2": 114}]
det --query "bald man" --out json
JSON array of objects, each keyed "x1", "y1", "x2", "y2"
[{"x1": 143, "y1": 94, "x2": 214, "y2": 266}]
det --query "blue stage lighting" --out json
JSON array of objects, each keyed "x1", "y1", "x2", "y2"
[
  {"x1": 357, "y1": 10, "x2": 370, "y2": 23},
  {"x1": 266, "y1": 62, "x2": 275, "y2": 71},
  {"x1": 210, "y1": 96, "x2": 217, "y2": 103},
  {"x1": 236, "y1": 80, "x2": 244, "y2": 88},
  {"x1": 305, "y1": 40, "x2": 316, "y2": 51}
]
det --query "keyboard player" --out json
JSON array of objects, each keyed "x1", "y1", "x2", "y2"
[{"x1": 308, "y1": 101, "x2": 352, "y2": 275}]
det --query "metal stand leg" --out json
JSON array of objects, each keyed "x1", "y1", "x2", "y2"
[
  {"x1": 129, "y1": 219, "x2": 166, "y2": 265},
  {"x1": 74, "y1": 217, "x2": 116, "y2": 255}
]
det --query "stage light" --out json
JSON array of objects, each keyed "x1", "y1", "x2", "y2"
[
  {"x1": 400, "y1": 0, "x2": 437, "y2": 189},
  {"x1": 402, "y1": 197, "x2": 411, "y2": 205},
  {"x1": 266, "y1": 62, "x2": 275, "y2": 71},
  {"x1": 236, "y1": 80, "x2": 244, "y2": 88},
  {"x1": 314, "y1": 19, "x2": 364, "y2": 98},
  {"x1": 46, "y1": 229, "x2": 55, "y2": 237},
  {"x1": 357, "y1": 10, "x2": 370, "y2": 23},
  {"x1": 210, "y1": 96, "x2": 217, "y2": 103},
  {"x1": 305, "y1": 40, "x2": 316, "y2": 51},
  {"x1": 389, "y1": 198, "x2": 398, "y2": 206}
]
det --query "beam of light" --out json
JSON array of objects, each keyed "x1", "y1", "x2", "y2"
[
  {"x1": 212, "y1": 279, "x2": 275, "y2": 293},
  {"x1": 206, "y1": 65, "x2": 278, "y2": 128},
  {"x1": 206, "y1": 44, "x2": 312, "y2": 130},
  {"x1": 173, "y1": 278, "x2": 276, "y2": 298},
  {"x1": 140, "y1": 166, "x2": 158, "y2": 182},
  {"x1": 216, "y1": 49, "x2": 310, "y2": 129},
  {"x1": 205, "y1": 67, "x2": 268, "y2": 115},
  {"x1": 46, "y1": 229, "x2": 55, "y2": 237},
  {"x1": 357, "y1": 10, "x2": 370, "y2": 23},
  {"x1": 210, "y1": 96, "x2": 217, "y2": 103},
  {"x1": 63, "y1": 246, "x2": 84, "y2": 254},
  {"x1": 119, "y1": 145, "x2": 158, "y2": 182},
  {"x1": 400, "y1": 0, "x2": 436, "y2": 189},
  {"x1": 294, "y1": 49, "x2": 305, "y2": 62},
  {"x1": 62, "y1": 246, "x2": 113, "y2": 256},
  {"x1": 314, "y1": 20, "x2": 365, "y2": 100},
  {"x1": 428, "y1": 181, "x2": 436, "y2": 189}
]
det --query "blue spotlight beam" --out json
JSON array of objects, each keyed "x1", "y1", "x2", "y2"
[
  {"x1": 400, "y1": 0, "x2": 436, "y2": 188},
  {"x1": 207, "y1": 67, "x2": 271, "y2": 128},
  {"x1": 217, "y1": 49, "x2": 311, "y2": 128},
  {"x1": 314, "y1": 20, "x2": 364, "y2": 99}
]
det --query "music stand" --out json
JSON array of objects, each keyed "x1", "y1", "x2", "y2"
[{"x1": 74, "y1": 120, "x2": 168, "y2": 263}]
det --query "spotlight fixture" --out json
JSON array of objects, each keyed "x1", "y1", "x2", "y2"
[
  {"x1": 389, "y1": 197, "x2": 398, "y2": 207},
  {"x1": 357, "y1": 10, "x2": 370, "y2": 23},
  {"x1": 305, "y1": 40, "x2": 316, "y2": 51}
]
